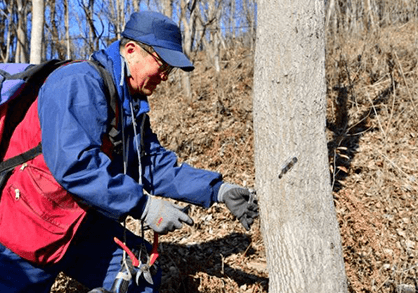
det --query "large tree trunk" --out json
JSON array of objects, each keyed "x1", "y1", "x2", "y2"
[{"x1": 252, "y1": 0, "x2": 348, "y2": 292}]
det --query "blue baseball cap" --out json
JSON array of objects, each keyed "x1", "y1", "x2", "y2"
[{"x1": 122, "y1": 11, "x2": 194, "y2": 72}]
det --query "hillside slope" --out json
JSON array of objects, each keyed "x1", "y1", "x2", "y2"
[{"x1": 52, "y1": 21, "x2": 418, "y2": 293}]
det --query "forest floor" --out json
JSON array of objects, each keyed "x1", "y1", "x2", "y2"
[{"x1": 52, "y1": 21, "x2": 418, "y2": 293}]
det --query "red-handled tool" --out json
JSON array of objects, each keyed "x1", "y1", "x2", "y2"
[
  {"x1": 114, "y1": 237, "x2": 139, "y2": 267},
  {"x1": 149, "y1": 232, "x2": 159, "y2": 266},
  {"x1": 136, "y1": 232, "x2": 159, "y2": 285},
  {"x1": 114, "y1": 235, "x2": 159, "y2": 286}
]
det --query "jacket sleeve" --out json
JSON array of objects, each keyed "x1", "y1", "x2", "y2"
[
  {"x1": 38, "y1": 63, "x2": 147, "y2": 221},
  {"x1": 139, "y1": 115, "x2": 223, "y2": 208}
]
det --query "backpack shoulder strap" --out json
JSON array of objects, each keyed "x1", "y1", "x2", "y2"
[
  {"x1": 86, "y1": 60, "x2": 118, "y2": 126},
  {"x1": 12, "y1": 59, "x2": 71, "y2": 83},
  {"x1": 85, "y1": 60, "x2": 122, "y2": 154},
  {"x1": 0, "y1": 144, "x2": 42, "y2": 173}
]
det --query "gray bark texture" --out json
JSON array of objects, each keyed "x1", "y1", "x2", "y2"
[
  {"x1": 252, "y1": 0, "x2": 348, "y2": 292},
  {"x1": 30, "y1": 0, "x2": 44, "y2": 64},
  {"x1": 16, "y1": 0, "x2": 28, "y2": 63}
]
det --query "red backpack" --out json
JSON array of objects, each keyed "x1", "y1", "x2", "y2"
[
  {"x1": 0, "y1": 60, "x2": 120, "y2": 264},
  {"x1": 0, "y1": 59, "x2": 119, "y2": 189}
]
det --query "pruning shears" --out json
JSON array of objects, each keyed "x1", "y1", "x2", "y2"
[
  {"x1": 112, "y1": 204, "x2": 191, "y2": 289},
  {"x1": 136, "y1": 232, "x2": 159, "y2": 285},
  {"x1": 114, "y1": 232, "x2": 159, "y2": 286}
]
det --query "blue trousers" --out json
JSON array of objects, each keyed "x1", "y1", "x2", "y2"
[{"x1": 0, "y1": 211, "x2": 161, "y2": 293}]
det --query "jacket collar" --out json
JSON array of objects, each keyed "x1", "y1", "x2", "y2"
[{"x1": 92, "y1": 41, "x2": 150, "y2": 122}]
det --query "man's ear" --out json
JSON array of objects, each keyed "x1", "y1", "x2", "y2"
[{"x1": 125, "y1": 42, "x2": 137, "y2": 55}]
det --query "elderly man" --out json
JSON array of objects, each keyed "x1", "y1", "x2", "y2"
[{"x1": 0, "y1": 11, "x2": 258, "y2": 293}]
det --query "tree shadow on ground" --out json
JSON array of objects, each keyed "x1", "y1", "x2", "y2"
[
  {"x1": 158, "y1": 232, "x2": 268, "y2": 293},
  {"x1": 326, "y1": 55, "x2": 397, "y2": 192},
  {"x1": 52, "y1": 232, "x2": 268, "y2": 293}
]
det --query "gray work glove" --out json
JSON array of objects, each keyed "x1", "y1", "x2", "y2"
[
  {"x1": 218, "y1": 183, "x2": 259, "y2": 231},
  {"x1": 141, "y1": 196, "x2": 194, "y2": 234}
]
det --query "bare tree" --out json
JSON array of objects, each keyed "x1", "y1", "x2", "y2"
[
  {"x1": 116, "y1": 0, "x2": 125, "y2": 39},
  {"x1": 30, "y1": 0, "x2": 45, "y2": 64},
  {"x1": 325, "y1": 0, "x2": 337, "y2": 36},
  {"x1": 179, "y1": 0, "x2": 196, "y2": 103},
  {"x1": 364, "y1": 0, "x2": 376, "y2": 31},
  {"x1": 208, "y1": 0, "x2": 223, "y2": 73},
  {"x1": 132, "y1": 0, "x2": 141, "y2": 12},
  {"x1": 223, "y1": 0, "x2": 236, "y2": 49},
  {"x1": 15, "y1": 0, "x2": 29, "y2": 63},
  {"x1": 64, "y1": 0, "x2": 71, "y2": 59},
  {"x1": 0, "y1": 4, "x2": 13, "y2": 62},
  {"x1": 45, "y1": 0, "x2": 68, "y2": 60},
  {"x1": 104, "y1": 0, "x2": 129, "y2": 43},
  {"x1": 78, "y1": 0, "x2": 103, "y2": 56},
  {"x1": 193, "y1": 0, "x2": 222, "y2": 72},
  {"x1": 242, "y1": 0, "x2": 256, "y2": 50},
  {"x1": 229, "y1": 0, "x2": 236, "y2": 40},
  {"x1": 162, "y1": 0, "x2": 173, "y2": 18},
  {"x1": 252, "y1": 0, "x2": 348, "y2": 292}
]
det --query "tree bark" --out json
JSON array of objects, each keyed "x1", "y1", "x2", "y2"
[
  {"x1": 163, "y1": 0, "x2": 173, "y2": 18},
  {"x1": 364, "y1": 0, "x2": 375, "y2": 32},
  {"x1": 325, "y1": 0, "x2": 336, "y2": 35},
  {"x1": 243, "y1": 0, "x2": 255, "y2": 50},
  {"x1": 179, "y1": 0, "x2": 194, "y2": 103},
  {"x1": 115, "y1": 0, "x2": 124, "y2": 39},
  {"x1": 133, "y1": 0, "x2": 140, "y2": 12},
  {"x1": 48, "y1": 0, "x2": 67, "y2": 60},
  {"x1": 253, "y1": 0, "x2": 348, "y2": 292},
  {"x1": 64, "y1": 0, "x2": 71, "y2": 59},
  {"x1": 16, "y1": 0, "x2": 28, "y2": 63},
  {"x1": 230, "y1": 0, "x2": 236, "y2": 40},
  {"x1": 0, "y1": 6, "x2": 12, "y2": 62},
  {"x1": 30, "y1": 0, "x2": 45, "y2": 64}
]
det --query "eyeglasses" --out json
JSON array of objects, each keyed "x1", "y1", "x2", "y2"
[{"x1": 138, "y1": 43, "x2": 174, "y2": 76}]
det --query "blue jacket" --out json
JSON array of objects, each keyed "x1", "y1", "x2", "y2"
[{"x1": 38, "y1": 41, "x2": 223, "y2": 221}]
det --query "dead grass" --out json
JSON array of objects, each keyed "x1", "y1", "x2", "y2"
[
  {"x1": 326, "y1": 21, "x2": 418, "y2": 292},
  {"x1": 52, "y1": 21, "x2": 418, "y2": 293}
]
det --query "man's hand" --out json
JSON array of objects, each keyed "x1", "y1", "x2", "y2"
[
  {"x1": 218, "y1": 183, "x2": 259, "y2": 230},
  {"x1": 141, "y1": 197, "x2": 194, "y2": 234}
]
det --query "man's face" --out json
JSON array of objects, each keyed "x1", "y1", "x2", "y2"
[{"x1": 124, "y1": 42, "x2": 171, "y2": 96}]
